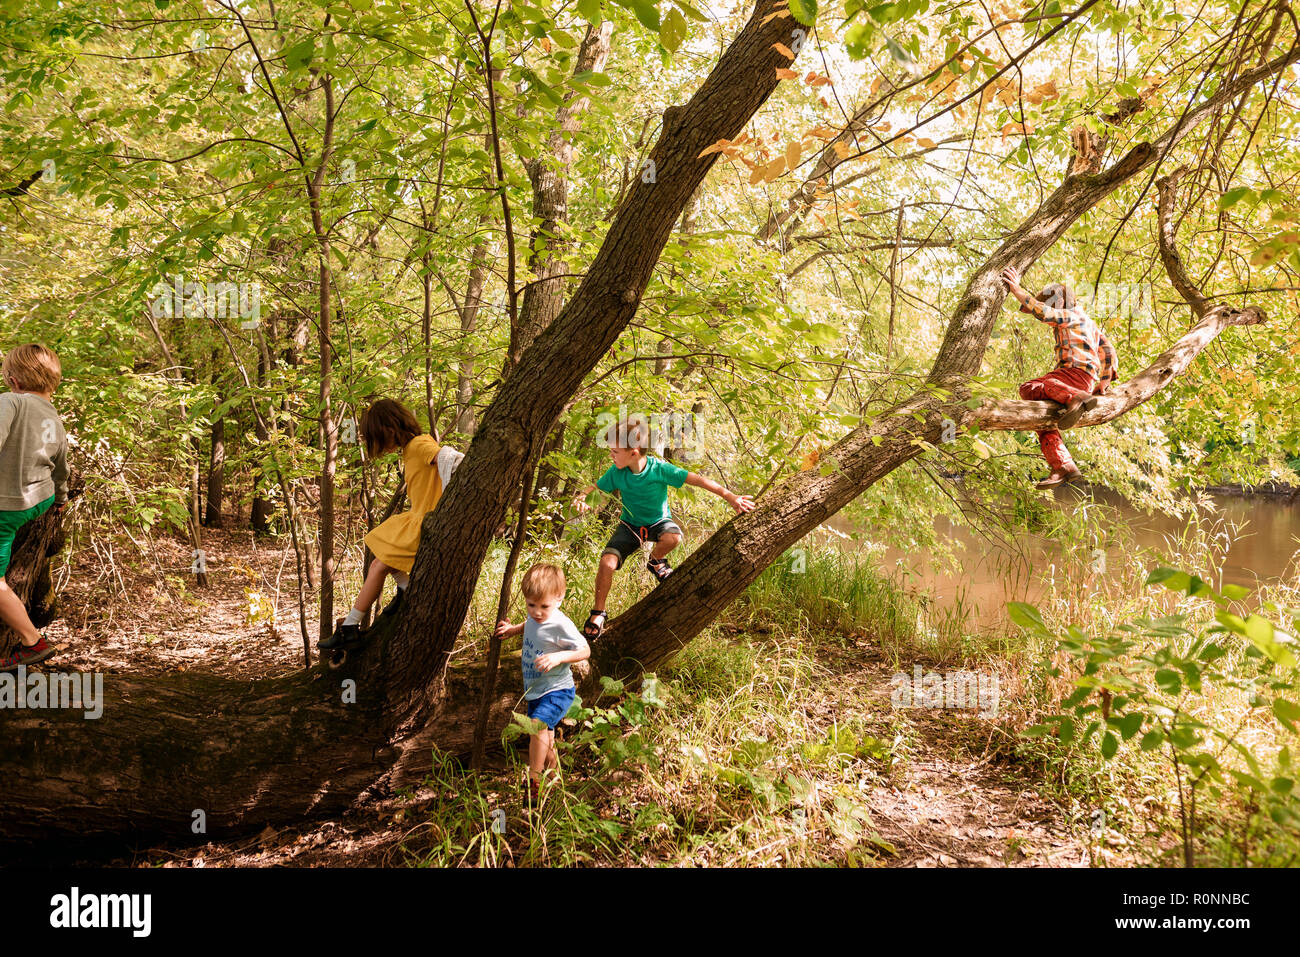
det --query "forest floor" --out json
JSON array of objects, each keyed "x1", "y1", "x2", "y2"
[{"x1": 44, "y1": 521, "x2": 1134, "y2": 868}]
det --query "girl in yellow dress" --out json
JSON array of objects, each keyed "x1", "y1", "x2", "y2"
[{"x1": 321, "y1": 399, "x2": 451, "y2": 650}]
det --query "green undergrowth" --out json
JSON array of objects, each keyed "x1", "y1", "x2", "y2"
[{"x1": 401, "y1": 626, "x2": 910, "y2": 867}]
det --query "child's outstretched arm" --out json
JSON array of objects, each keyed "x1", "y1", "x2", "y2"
[
  {"x1": 684, "y1": 472, "x2": 755, "y2": 514},
  {"x1": 570, "y1": 483, "x2": 598, "y2": 514}
]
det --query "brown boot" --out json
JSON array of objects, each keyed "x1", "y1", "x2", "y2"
[
  {"x1": 1056, "y1": 395, "x2": 1098, "y2": 431},
  {"x1": 1035, "y1": 467, "x2": 1082, "y2": 489}
]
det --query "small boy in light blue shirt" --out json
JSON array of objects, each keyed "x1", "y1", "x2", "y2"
[{"x1": 495, "y1": 563, "x2": 590, "y2": 797}]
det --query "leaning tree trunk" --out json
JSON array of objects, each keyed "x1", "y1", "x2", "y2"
[{"x1": 1, "y1": 10, "x2": 1294, "y2": 848}]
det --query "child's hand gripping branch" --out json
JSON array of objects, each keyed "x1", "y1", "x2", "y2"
[
  {"x1": 573, "y1": 416, "x2": 756, "y2": 642},
  {"x1": 1001, "y1": 266, "x2": 1118, "y2": 490}
]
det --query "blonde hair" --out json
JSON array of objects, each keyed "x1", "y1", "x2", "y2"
[
  {"x1": 2, "y1": 343, "x2": 62, "y2": 393},
  {"x1": 521, "y1": 563, "x2": 566, "y2": 601}
]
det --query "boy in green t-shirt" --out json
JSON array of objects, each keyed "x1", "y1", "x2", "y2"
[{"x1": 571, "y1": 416, "x2": 754, "y2": 639}]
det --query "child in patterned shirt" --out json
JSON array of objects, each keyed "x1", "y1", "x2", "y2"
[{"x1": 1002, "y1": 267, "x2": 1118, "y2": 488}]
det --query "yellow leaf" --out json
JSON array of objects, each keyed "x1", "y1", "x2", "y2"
[
  {"x1": 772, "y1": 42, "x2": 795, "y2": 59},
  {"x1": 832, "y1": 141, "x2": 851, "y2": 159},
  {"x1": 785, "y1": 140, "x2": 801, "y2": 170},
  {"x1": 775, "y1": 67, "x2": 799, "y2": 80},
  {"x1": 971, "y1": 438, "x2": 991, "y2": 460},
  {"x1": 697, "y1": 139, "x2": 729, "y2": 159},
  {"x1": 916, "y1": 136, "x2": 936, "y2": 148},
  {"x1": 763, "y1": 156, "x2": 786, "y2": 183}
]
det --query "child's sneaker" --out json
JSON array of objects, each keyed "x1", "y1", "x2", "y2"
[
  {"x1": 319, "y1": 621, "x2": 362, "y2": 650},
  {"x1": 647, "y1": 557, "x2": 674, "y2": 582},
  {"x1": 0, "y1": 634, "x2": 56, "y2": 672}
]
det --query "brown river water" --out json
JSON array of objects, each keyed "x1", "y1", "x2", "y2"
[{"x1": 828, "y1": 486, "x2": 1300, "y2": 629}]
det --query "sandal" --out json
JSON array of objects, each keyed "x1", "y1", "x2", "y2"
[
  {"x1": 647, "y1": 557, "x2": 674, "y2": 582},
  {"x1": 582, "y1": 609, "x2": 608, "y2": 640}
]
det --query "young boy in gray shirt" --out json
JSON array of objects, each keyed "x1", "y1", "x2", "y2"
[
  {"x1": 0, "y1": 344, "x2": 69, "y2": 670},
  {"x1": 495, "y1": 563, "x2": 590, "y2": 798}
]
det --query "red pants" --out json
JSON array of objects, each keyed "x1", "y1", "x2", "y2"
[{"x1": 1019, "y1": 367, "x2": 1096, "y2": 471}]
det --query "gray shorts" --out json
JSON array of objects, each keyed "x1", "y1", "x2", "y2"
[{"x1": 602, "y1": 518, "x2": 682, "y2": 569}]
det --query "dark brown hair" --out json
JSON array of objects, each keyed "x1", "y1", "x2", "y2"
[{"x1": 360, "y1": 399, "x2": 422, "y2": 459}]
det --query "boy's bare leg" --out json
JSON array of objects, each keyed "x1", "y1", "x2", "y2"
[
  {"x1": 650, "y1": 531, "x2": 681, "y2": 561},
  {"x1": 529, "y1": 728, "x2": 554, "y2": 782},
  {"x1": 592, "y1": 553, "x2": 618, "y2": 610},
  {"x1": 352, "y1": 559, "x2": 390, "y2": 615},
  {"x1": 0, "y1": 578, "x2": 41, "y2": 645}
]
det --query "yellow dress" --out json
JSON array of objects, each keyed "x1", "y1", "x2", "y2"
[{"x1": 364, "y1": 434, "x2": 443, "y2": 573}]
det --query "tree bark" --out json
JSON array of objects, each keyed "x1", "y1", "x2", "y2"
[
  {"x1": 205, "y1": 414, "x2": 226, "y2": 528},
  {"x1": 508, "y1": 22, "x2": 614, "y2": 366}
]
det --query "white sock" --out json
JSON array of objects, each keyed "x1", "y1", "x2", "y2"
[
  {"x1": 393, "y1": 571, "x2": 410, "y2": 589},
  {"x1": 344, "y1": 608, "x2": 364, "y2": 626}
]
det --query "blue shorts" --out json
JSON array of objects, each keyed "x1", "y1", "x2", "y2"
[{"x1": 526, "y1": 687, "x2": 576, "y2": 729}]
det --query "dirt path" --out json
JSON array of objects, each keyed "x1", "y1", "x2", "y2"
[{"x1": 45, "y1": 526, "x2": 1111, "y2": 867}]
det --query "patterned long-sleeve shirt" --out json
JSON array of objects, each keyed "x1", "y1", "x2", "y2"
[{"x1": 1020, "y1": 298, "x2": 1118, "y2": 394}]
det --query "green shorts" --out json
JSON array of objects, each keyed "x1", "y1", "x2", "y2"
[{"x1": 0, "y1": 495, "x2": 55, "y2": 579}]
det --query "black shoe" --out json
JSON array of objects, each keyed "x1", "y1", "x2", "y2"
[
  {"x1": 320, "y1": 622, "x2": 361, "y2": 650},
  {"x1": 376, "y1": 587, "x2": 405, "y2": 621}
]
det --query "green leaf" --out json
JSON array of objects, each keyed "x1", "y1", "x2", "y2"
[
  {"x1": 1140, "y1": 729, "x2": 1164, "y2": 751},
  {"x1": 1274, "y1": 698, "x2": 1300, "y2": 732},
  {"x1": 1220, "y1": 583, "x2": 1250, "y2": 601},
  {"x1": 1101, "y1": 731, "x2": 1118, "y2": 759},
  {"x1": 284, "y1": 38, "x2": 316, "y2": 71},
  {"x1": 1146, "y1": 567, "x2": 1191, "y2": 592},
  {"x1": 659, "y1": 7, "x2": 688, "y2": 53},
  {"x1": 1006, "y1": 601, "x2": 1048, "y2": 634},
  {"x1": 1218, "y1": 186, "x2": 1254, "y2": 209},
  {"x1": 788, "y1": 0, "x2": 818, "y2": 26},
  {"x1": 1118, "y1": 712, "x2": 1143, "y2": 740},
  {"x1": 1155, "y1": 669, "x2": 1181, "y2": 694},
  {"x1": 672, "y1": 0, "x2": 710, "y2": 21},
  {"x1": 623, "y1": 0, "x2": 661, "y2": 32}
]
